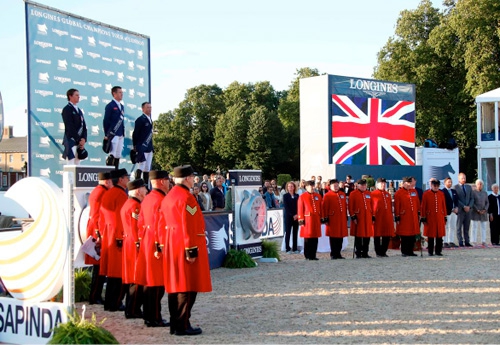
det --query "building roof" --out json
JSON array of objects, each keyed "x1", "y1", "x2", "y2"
[
  {"x1": 0, "y1": 136, "x2": 28, "y2": 153},
  {"x1": 476, "y1": 87, "x2": 500, "y2": 103}
]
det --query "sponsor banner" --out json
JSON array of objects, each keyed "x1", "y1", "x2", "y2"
[
  {"x1": 26, "y1": 2, "x2": 150, "y2": 187},
  {"x1": 203, "y1": 213, "x2": 229, "y2": 269},
  {"x1": 228, "y1": 170, "x2": 262, "y2": 186},
  {"x1": 237, "y1": 242, "x2": 262, "y2": 258},
  {"x1": 416, "y1": 147, "x2": 459, "y2": 189},
  {"x1": 0, "y1": 298, "x2": 67, "y2": 344},
  {"x1": 261, "y1": 208, "x2": 283, "y2": 239},
  {"x1": 328, "y1": 75, "x2": 416, "y2": 166}
]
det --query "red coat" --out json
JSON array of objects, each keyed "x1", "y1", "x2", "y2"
[
  {"x1": 371, "y1": 189, "x2": 395, "y2": 237},
  {"x1": 121, "y1": 197, "x2": 141, "y2": 284},
  {"x1": 99, "y1": 185, "x2": 127, "y2": 278},
  {"x1": 297, "y1": 192, "x2": 323, "y2": 238},
  {"x1": 421, "y1": 190, "x2": 446, "y2": 238},
  {"x1": 158, "y1": 184, "x2": 212, "y2": 293},
  {"x1": 348, "y1": 189, "x2": 374, "y2": 238},
  {"x1": 322, "y1": 190, "x2": 348, "y2": 238},
  {"x1": 394, "y1": 188, "x2": 420, "y2": 236},
  {"x1": 85, "y1": 184, "x2": 108, "y2": 265},
  {"x1": 136, "y1": 189, "x2": 165, "y2": 287}
]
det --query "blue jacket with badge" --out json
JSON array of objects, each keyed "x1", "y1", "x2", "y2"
[{"x1": 103, "y1": 100, "x2": 125, "y2": 137}]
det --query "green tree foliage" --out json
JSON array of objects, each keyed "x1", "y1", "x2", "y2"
[{"x1": 374, "y1": 0, "x2": 500, "y2": 178}]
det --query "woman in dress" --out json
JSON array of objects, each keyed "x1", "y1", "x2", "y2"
[
  {"x1": 199, "y1": 182, "x2": 212, "y2": 212},
  {"x1": 471, "y1": 179, "x2": 489, "y2": 246}
]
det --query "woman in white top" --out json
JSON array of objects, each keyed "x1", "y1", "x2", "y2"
[{"x1": 200, "y1": 182, "x2": 213, "y2": 212}]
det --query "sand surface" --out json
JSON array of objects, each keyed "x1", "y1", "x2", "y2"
[{"x1": 81, "y1": 241, "x2": 500, "y2": 344}]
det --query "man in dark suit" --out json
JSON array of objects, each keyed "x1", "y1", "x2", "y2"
[
  {"x1": 132, "y1": 102, "x2": 154, "y2": 186},
  {"x1": 453, "y1": 172, "x2": 474, "y2": 247},
  {"x1": 210, "y1": 175, "x2": 225, "y2": 210},
  {"x1": 61, "y1": 88, "x2": 87, "y2": 164},
  {"x1": 442, "y1": 177, "x2": 459, "y2": 247},
  {"x1": 487, "y1": 183, "x2": 500, "y2": 245},
  {"x1": 103, "y1": 86, "x2": 125, "y2": 169}
]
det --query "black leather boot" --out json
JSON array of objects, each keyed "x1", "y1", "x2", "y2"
[
  {"x1": 106, "y1": 155, "x2": 115, "y2": 166},
  {"x1": 113, "y1": 157, "x2": 120, "y2": 170},
  {"x1": 134, "y1": 169, "x2": 142, "y2": 180}
]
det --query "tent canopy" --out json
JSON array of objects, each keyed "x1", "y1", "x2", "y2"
[{"x1": 476, "y1": 87, "x2": 500, "y2": 103}]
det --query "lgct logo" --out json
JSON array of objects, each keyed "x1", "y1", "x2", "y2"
[
  {"x1": 128, "y1": 89, "x2": 135, "y2": 98},
  {"x1": 139, "y1": 78, "x2": 144, "y2": 87},
  {"x1": 128, "y1": 60, "x2": 134, "y2": 70},
  {"x1": 91, "y1": 96, "x2": 99, "y2": 106},
  {"x1": 57, "y1": 59, "x2": 67, "y2": 70},
  {"x1": 37, "y1": 23, "x2": 48, "y2": 35},
  {"x1": 117, "y1": 72, "x2": 124, "y2": 82},
  {"x1": 137, "y1": 50, "x2": 143, "y2": 59},
  {"x1": 39, "y1": 136, "x2": 50, "y2": 147},
  {"x1": 38, "y1": 72, "x2": 49, "y2": 84},
  {"x1": 91, "y1": 125, "x2": 100, "y2": 135},
  {"x1": 74, "y1": 47, "x2": 83, "y2": 58},
  {"x1": 105, "y1": 84, "x2": 112, "y2": 92},
  {"x1": 87, "y1": 36, "x2": 96, "y2": 46},
  {"x1": 39, "y1": 167, "x2": 51, "y2": 177}
]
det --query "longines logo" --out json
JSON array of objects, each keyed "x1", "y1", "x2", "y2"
[
  {"x1": 71, "y1": 63, "x2": 87, "y2": 71},
  {"x1": 35, "y1": 110, "x2": 52, "y2": 115},
  {"x1": 90, "y1": 157, "x2": 102, "y2": 162},
  {"x1": 71, "y1": 34, "x2": 82, "y2": 40},
  {"x1": 114, "y1": 58, "x2": 125, "y2": 65},
  {"x1": 54, "y1": 107, "x2": 63, "y2": 113},
  {"x1": 54, "y1": 76, "x2": 71, "y2": 84},
  {"x1": 73, "y1": 81, "x2": 86, "y2": 86},
  {"x1": 88, "y1": 141, "x2": 101, "y2": 148},
  {"x1": 87, "y1": 51, "x2": 100, "y2": 59},
  {"x1": 88, "y1": 82, "x2": 102, "y2": 89},
  {"x1": 112, "y1": 46, "x2": 122, "y2": 51},
  {"x1": 137, "y1": 64, "x2": 145, "y2": 71},
  {"x1": 137, "y1": 91, "x2": 146, "y2": 98},
  {"x1": 128, "y1": 61, "x2": 134, "y2": 70},
  {"x1": 58, "y1": 122, "x2": 64, "y2": 131},
  {"x1": 102, "y1": 56, "x2": 112, "y2": 62},
  {"x1": 126, "y1": 75, "x2": 137, "y2": 82},
  {"x1": 127, "y1": 104, "x2": 137, "y2": 110},
  {"x1": 55, "y1": 93, "x2": 66, "y2": 98},
  {"x1": 89, "y1": 68, "x2": 100, "y2": 74},
  {"x1": 117, "y1": 72, "x2": 124, "y2": 82},
  {"x1": 99, "y1": 40, "x2": 111, "y2": 48},
  {"x1": 124, "y1": 48, "x2": 135, "y2": 54},
  {"x1": 52, "y1": 28, "x2": 68, "y2": 37},
  {"x1": 54, "y1": 46, "x2": 68, "y2": 52},
  {"x1": 36, "y1": 23, "x2": 48, "y2": 35},
  {"x1": 57, "y1": 59, "x2": 67, "y2": 70},
  {"x1": 91, "y1": 96, "x2": 99, "y2": 106},
  {"x1": 36, "y1": 58, "x2": 51, "y2": 65},
  {"x1": 74, "y1": 47, "x2": 83, "y2": 58},
  {"x1": 38, "y1": 72, "x2": 49, "y2": 84},
  {"x1": 36, "y1": 153, "x2": 55, "y2": 160},
  {"x1": 34, "y1": 40, "x2": 52, "y2": 48},
  {"x1": 35, "y1": 89, "x2": 53, "y2": 97},
  {"x1": 80, "y1": 95, "x2": 88, "y2": 101},
  {"x1": 88, "y1": 112, "x2": 102, "y2": 119},
  {"x1": 102, "y1": 98, "x2": 111, "y2": 103},
  {"x1": 102, "y1": 70, "x2": 114, "y2": 76},
  {"x1": 87, "y1": 36, "x2": 96, "y2": 46}
]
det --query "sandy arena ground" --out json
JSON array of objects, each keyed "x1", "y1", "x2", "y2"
[{"x1": 81, "y1": 241, "x2": 500, "y2": 344}]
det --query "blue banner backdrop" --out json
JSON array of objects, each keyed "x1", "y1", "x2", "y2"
[
  {"x1": 204, "y1": 212, "x2": 230, "y2": 269},
  {"x1": 25, "y1": 1, "x2": 150, "y2": 186}
]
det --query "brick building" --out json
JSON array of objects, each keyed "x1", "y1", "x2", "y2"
[{"x1": 0, "y1": 127, "x2": 27, "y2": 190}]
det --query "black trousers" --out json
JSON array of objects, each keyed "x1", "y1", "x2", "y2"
[
  {"x1": 303, "y1": 238, "x2": 318, "y2": 259},
  {"x1": 168, "y1": 292, "x2": 197, "y2": 333},
  {"x1": 284, "y1": 216, "x2": 299, "y2": 252},
  {"x1": 400, "y1": 235, "x2": 416, "y2": 255},
  {"x1": 354, "y1": 237, "x2": 370, "y2": 258},
  {"x1": 373, "y1": 236, "x2": 390, "y2": 256},
  {"x1": 329, "y1": 237, "x2": 344, "y2": 258},
  {"x1": 143, "y1": 286, "x2": 165, "y2": 322},
  {"x1": 104, "y1": 277, "x2": 124, "y2": 311},
  {"x1": 89, "y1": 265, "x2": 105, "y2": 304},
  {"x1": 490, "y1": 215, "x2": 500, "y2": 245},
  {"x1": 427, "y1": 237, "x2": 443, "y2": 255},
  {"x1": 124, "y1": 283, "x2": 144, "y2": 317}
]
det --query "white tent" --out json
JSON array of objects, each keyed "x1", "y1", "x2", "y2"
[{"x1": 476, "y1": 87, "x2": 500, "y2": 103}]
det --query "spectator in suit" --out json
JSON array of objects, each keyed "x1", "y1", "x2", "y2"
[
  {"x1": 453, "y1": 172, "x2": 474, "y2": 247},
  {"x1": 61, "y1": 88, "x2": 87, "y2": 165},
  {"x1": 442, "y1": 177, "x2": 459, "y2": 247},
  {"x1": 132, "y1": 102, "x2": 154, "y2": 186},
  {"x1": 103, "y1": 86, "x2": 125, "y2": 169},
  {"x1": 487, "y1": 183, "x2": 500, "y2": 245},
  {"x1": 470, "y1": 179, "x2": 489, "y2": 246},
  {"x1": 210, "y1": 175, "x2": 225, "y2": 210}
]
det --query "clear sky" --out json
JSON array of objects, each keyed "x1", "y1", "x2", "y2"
[{"x1": 1, "y1": 0, "x2": 442, "y2": 137}]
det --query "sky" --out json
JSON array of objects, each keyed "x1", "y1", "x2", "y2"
[{"x1": 0, "y1": 0, "x2": 443, "y2": 137}]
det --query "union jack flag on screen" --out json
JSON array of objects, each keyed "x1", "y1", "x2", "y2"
[{"x1": 331, "y1": 94, "x2": 415, "y2": 165}]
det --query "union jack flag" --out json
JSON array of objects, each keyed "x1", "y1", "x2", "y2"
[{"x1": 331, "y1": 94, "x2": 415, "y2": 165}]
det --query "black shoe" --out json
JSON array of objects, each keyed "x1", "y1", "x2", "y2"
[
  {"x1": 459, "y1": 242, "x2": 464, "y2": 247},
  {"x1": 174, "y1": 325, "x2": 202, "y2": 336},
  {"x1": 145, "y1": 319, "x2": 170, "y2": 327},
  {"x1": 126, "y1": 312, "x2": 143, "y2": 319},
  {"x1": 409, "y1": 253, "x2": 418, "y2": 256},
  {"x1": 362, "y1": 255, "x2": 372, "y2": 258},
  {"x1": 465, "y1": 243, "x2": 473, "y2": 247},
  {"x1": 89, "y1": 299, "x2": 104, "y2": 305},
  {"x1": 330, "y1": 256, "x2": 337, "y2": 260},
  {"x1": 338, "y1": 256, "x2": 345, "y2": 259},
  {"x1": 308, "y1": 258, "x2": 319, "y2": 261},
  {"x1": 428, "y1": 253, "x2": 434, "y2": 256},
  {"x1": 402, "y1": 254, "x2": 408, "y2": 257},
  {"x1": 435, "y1": 253, "x2": 443, "y2": 256}
]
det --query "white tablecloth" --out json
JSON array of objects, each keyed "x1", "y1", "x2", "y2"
[{"x1": 281, "y1": 224, "x2": 348, "y2": 253}]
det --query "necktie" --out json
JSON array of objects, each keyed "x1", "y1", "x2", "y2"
[
  {"x1": 462, "y1": 184, "x2": 466, "y2": 195},
  {"x1": 497, "y1": 195, "x2": 500, "y2": 216}
]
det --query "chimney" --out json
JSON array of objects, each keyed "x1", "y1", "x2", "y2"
[{"x1": 2, "y1": 126, "x2": 13, "y2": 139}]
